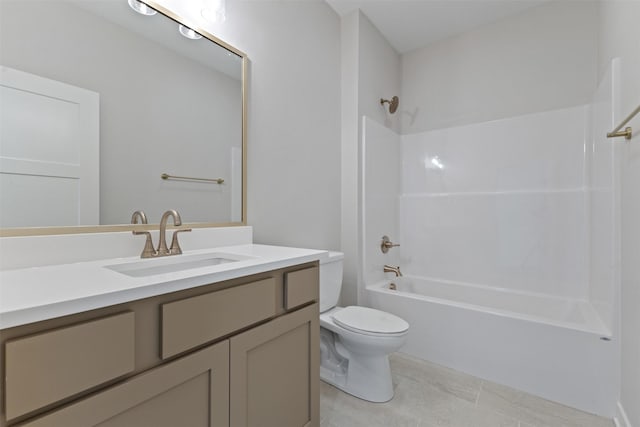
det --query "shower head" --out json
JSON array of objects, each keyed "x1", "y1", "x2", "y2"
[{"x1": 380, "y1": 96, "x2": 399, "y2": 114}]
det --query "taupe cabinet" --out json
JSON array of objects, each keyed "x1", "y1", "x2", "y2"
[{"x1": 0, "y1": 263, "x2": 320, "y2": 427}]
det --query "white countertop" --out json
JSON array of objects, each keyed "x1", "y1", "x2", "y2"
[{"x1": 0, "y1": 244, "x2": 328, "y2": 329}]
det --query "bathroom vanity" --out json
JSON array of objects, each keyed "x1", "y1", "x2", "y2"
[
  {"x1": 0, "y1": 244, "x2": 323, "y2": 427},
  {"x1": 0, "y1": 0, "x2": 323, "y2": 423}
]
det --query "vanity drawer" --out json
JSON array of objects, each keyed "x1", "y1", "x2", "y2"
[
  {"x1": 284, "y1": 266, "x2": 319, "y2": 310},
  {"x1": 161, "y1": 278, "x2": 277, "y2": 359},
  {"x1": 4, "y1": 312, "x2": 135, "y2": 421}
]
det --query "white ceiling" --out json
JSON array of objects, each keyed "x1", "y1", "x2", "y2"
[{"x1": 326, "y1": 0, "x2": 550, "y2": 53}]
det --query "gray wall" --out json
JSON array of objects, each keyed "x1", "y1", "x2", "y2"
[
  {"x1": 341, "y1": 11, "x2": 401, "y2": 306},
  {"x1": 159, "y1": 0, "x2": 342, "y2": 251}
]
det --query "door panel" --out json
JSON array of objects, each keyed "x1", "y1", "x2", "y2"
[
  {"x1": 19, "y1": 341, "x2": 229, "y2": 427},
  {"x1": 230, "y1": 303, "x2": 319, "y2": 427},
  {"x1": 0, "y1": 65, "x2": 99, "y2": 227}
]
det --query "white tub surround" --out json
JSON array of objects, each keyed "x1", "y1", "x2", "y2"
[
  {"x1": 398, "y1": 105, "x2": 591, "y2": 300},
  {"x1": 0, "y1": 242, "x2": 328, "y2": 329}
]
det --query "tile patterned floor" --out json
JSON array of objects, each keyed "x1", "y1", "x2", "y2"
[{"x1": 320, "y1": 352, "x2": 614, "y2": 427}]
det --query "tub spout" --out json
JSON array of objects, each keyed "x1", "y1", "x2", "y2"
[{"x1": 383, "y1": 265, "x2": 402, "y2": 277}]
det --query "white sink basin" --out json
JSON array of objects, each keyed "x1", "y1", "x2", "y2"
[{"x1": 105, "y1": 252, "x2": 253, "y2": 277}]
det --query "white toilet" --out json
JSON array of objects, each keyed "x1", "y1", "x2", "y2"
[{"x1": 319, "y1": 251, "x2": 409, "y2": 402}]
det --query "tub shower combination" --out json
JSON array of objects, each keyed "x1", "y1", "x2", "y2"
[{"x1": 361, "y1": 64, "x2": 622, "y2": 417}]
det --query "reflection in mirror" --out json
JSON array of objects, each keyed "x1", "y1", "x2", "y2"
[{"x1": 0, "y1": 0, "x2": 245, "y2": 231}]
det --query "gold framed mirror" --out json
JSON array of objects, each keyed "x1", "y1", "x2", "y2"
[{"x1": 0, "y1": 0, "x2": 247, "y2": 237}]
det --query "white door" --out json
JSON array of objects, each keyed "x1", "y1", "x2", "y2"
[{"x1": 0, "y1": 65, "x2": 99, "y2": 227}]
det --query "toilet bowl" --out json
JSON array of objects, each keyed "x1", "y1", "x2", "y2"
[{"x1": 319, "y1": 252, "x2": 409, "y2": 402}]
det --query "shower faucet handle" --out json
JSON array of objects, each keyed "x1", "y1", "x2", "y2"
[{"x1": 381, "y1": 235, "x2": 400, "y2": 253}]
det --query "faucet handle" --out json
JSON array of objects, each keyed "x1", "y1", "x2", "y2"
[
  {"x1": 133, "y1": 231, "x2": 157, "y2": 258},
  {"x1": 169, "y1": 228, "x2": 192, "y2": 255},
  {"x1": 381, "y1": 235, "x2": 400, "y2": 253}
]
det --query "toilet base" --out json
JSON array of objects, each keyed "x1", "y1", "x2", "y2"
[
  {"x1": 320, "y1": 353, "x2": 395, "y2": 403},
  {"x1": 319, "y1": 325, "x2": 396, "y2": 402},
  {"x1": 319, "y1": 307, "x2": 407, "y2": 403}
]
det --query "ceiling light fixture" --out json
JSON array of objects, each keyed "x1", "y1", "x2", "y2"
[
  {"x1": 127, "y1": 0, "x2": 157, "y2": 16},
  {"x1": 201, "y1": 0, "x2": 226, "y2": 23},
  {"x1": 178, "y1": 24, "x2": 203, "y2": 40}
]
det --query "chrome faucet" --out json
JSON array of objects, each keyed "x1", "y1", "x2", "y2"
[
  {"x1": 383, "y1": 265, "x2": 403, "y2": 277},
  {"x1": 157, "y1": 209, "x2": 191, "y2": 256}
]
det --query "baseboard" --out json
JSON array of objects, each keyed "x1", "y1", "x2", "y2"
[{"x1": 615, "y1": 401, "x2": 632, "y2": 427}]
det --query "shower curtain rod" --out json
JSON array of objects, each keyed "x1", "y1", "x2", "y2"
[{"x1": 607, "y1": 104, "x2": 640, "y2": 140}]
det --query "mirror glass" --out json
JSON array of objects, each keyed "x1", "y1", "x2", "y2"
[{"x1": 0, "y1": 0, "x2": 245, "y2": 232}]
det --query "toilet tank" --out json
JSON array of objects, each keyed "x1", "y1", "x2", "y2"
[{"x1": 319, "y1": 251, "x2": 344, "y2": 313}]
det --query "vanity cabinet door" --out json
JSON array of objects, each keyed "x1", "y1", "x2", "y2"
[
  {"x1": 18, "y1": 341, "x2": 229, "y2": 427},
  {"x1": 230, "y1": 303, "x2": 319, "y2": 427}
]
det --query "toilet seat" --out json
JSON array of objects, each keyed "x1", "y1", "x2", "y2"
[{"x1": 331, "y1": 306, "x2": 409, "y2": 337}]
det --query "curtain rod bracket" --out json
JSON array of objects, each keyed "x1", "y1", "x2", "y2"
[
  {"x1": 607, "y1": 127, "x2": 632, "y2": 140},
  {"x1": 607, "y1": 104, "x2": 639, "y2": 141}
]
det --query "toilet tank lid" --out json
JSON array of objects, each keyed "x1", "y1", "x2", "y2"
[{"x1": 321, "y1": 251, "x2": 344, "y2": 264}]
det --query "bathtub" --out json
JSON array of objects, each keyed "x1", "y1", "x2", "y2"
[{"x1": 366, "y1": 276, "x2": 617, "y2": 417}]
